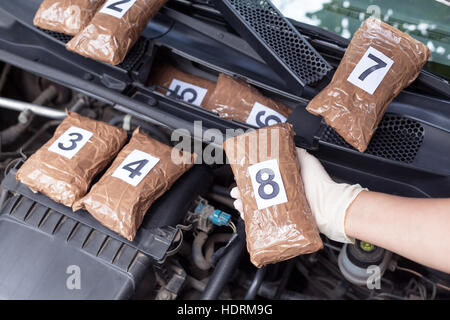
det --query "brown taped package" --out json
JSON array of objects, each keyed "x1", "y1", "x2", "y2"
[
  {"x1": 206, "y1": 74, "x2": 292, "y2": 127},
  {"x1": 16, "y1": 112, "x2": 127, "y2": 209},
  {"x1": 76, "y1": 129, "x2": 195, "y2": 241},
  {"x1": 33, "y1": 0, "x2": 105, "y2": 36},
  {"x1": 223, "y1": 123, "x2": 322, "y2": 267},
  {"x1": 66, "y1": 0, "x2": 167, "y2": 65},
  {"x1": 306, "y1": 18, "x2": 430, "y2": 152},
  {"x1": 147, "y1": 63, "x2": 216, "y2": 107}
]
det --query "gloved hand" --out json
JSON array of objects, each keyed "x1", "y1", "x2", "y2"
[{"x1": 230, "y1": 148, "x2": 367, "y2": 244}]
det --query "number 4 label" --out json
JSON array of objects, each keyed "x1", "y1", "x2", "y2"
[
  {"x1": 112, "y1": 149, "x2": 160, "y2": 187},
  {"x1": 99, "y1": 0, "x2": 137, "y2": 19},
  {"x1": 347, "y1": 46, "x2": 394, "y2": 95},
  {"x1": 248, "y1": 159, "x2": 288, "y2": 210}
]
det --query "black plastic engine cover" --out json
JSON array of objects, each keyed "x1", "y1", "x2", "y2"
[{"x1": 0, "y1": 164, "x2": 212, "y2": 299}]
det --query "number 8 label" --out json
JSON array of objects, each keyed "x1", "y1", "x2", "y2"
[
  {"x1": 347, "y1": 46, "x2": 394, "y2": 95},
  {"x1": 112, "y1": 149, "x2": 160, "y2": 186},
  {"x1": 248, "y1": 159, "x2": 288, "y2": 210}
]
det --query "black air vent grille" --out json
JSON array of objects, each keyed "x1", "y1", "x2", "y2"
[
  {"x1": 41, "y1": 29, "x2": 72, "y2": 43},
  {"x1": 321, "y1": 114, "x2": 425, "y2": 164},
  {"x1": 216, "y1": 0, "x2": 332, "y2": 90}
]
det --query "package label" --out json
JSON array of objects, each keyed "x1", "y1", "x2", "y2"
[
  {"x1": 168, "y1": 79, "x2": 208, "y2": 107},
  {"x1": 99, "y1": 0, "x2": 137, "y2": 19},
  {"x1": 347, "y1": 46, "x2": 394, "y2": 95},
  {"x1": 248, "y1": 159, "x2": 288, "y2": 210},
  {"x1": 48, "y1": 126, "x2": 93, "y2": 159},
  {"x1": 246, "y1": 102, "x2": 287, "y2": 127},
  {"x1": 112, "y1": 149, "x2": 160, "y2": 186}
]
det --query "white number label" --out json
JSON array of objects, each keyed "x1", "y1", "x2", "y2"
[
  {"x1": 347, "y1": 46, "x2": 393, "y2": 95},
  {"x1": 248, "y1": 159, "x2": 288, "y2": 210},
  {"x1": 112, "y1": 149, "x2": 159, "y2": 186},
  {"x1": 99, "y1": 0, "x2": 137, "y2": 19},
  {"x1": 48, "y1": 126, "x2": 93, "y2": 159},
  {"x1": 167, "y1": 79, "x2": 208, "y2": 107},
  {"x1": 246, "y1": 102, "x2": 287, "y2": 127}
]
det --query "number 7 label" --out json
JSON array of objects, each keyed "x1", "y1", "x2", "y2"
[
  {"x1": 347, "y1": 46, "x2": 394, "y2": 95},
  {"x1": 112, "y1": 149, "x2": 160, "y2": 186}
]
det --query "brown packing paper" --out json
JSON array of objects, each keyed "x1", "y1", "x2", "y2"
[
  {"x1": 16, "y1": 111, "x2": 127, "y2": 209},
  {"x1": 206, "y1": 74, "x2": 292, "y2": 126},
  {"x1": 66, "y1": 0, "x2": 168, "y2": 65},
  {"x1": 147, "y1": 63, "x2": 216, "y2": 107},
  {"x1": 223, "y1": 123, "x2": 322, "y2": 267},
  {"x1": 76, "y1": 128, "x2": 195, "y2": 241},
  {"x1": 33, "y1": 0, "x2": 105, "y2": 36},
  {"x1": 306, "y1": 18, "x2": 430, "y2": 152}
]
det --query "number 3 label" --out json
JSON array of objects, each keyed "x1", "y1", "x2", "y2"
[
  {"x1": 248, "y1": 159, "x2": 288, "y2": 210},
  {"x1": 112, "y1": 149, "x2": 160, "y2": 186},
  {"x1": 347, "y1": 46, "x2": 394, "y2": 95},
  {"x1": 48, "y1": 126, "x2": 93, "y2": 159},
  {"x1": 99, "y1": 0, "x2": 137, "y2": 19}
]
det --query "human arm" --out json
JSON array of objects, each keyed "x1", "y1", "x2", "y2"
[{"x1": 231, "y1": 148, "x2": 450, "y2": 274}]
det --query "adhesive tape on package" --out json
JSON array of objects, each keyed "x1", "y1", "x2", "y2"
[
  {"x1": 223, "y1": 123, "x2": 323, "y2": 267},
  {"x1": 306, "y1": 18, "x2": 430, "y2": 152},
  {"x1": 16, "y1": 111, "x2": 127, "y2": 209},
  {"x1": 66, "y1": 0, "x2": 168, "y2": 65},
  {"x1": 33, "y1": 0, "x2": 106, "y2": 36},
  {"x1": 206, "y1": 74, "x2": 292, "y2": 127},
  {"x1": 76, "y1": 128, "x2": 195, "y2": 241}
]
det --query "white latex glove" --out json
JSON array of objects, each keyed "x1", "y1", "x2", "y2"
[{"x1": 230, "y1": 148, "x2": 367, "y2": 244}]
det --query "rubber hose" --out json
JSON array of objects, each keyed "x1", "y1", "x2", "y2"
[
  {"x1": 244, "y1": 266, "x2": 267, "y2": 300},
  {"x1": 204, "y1": 233, "x2": 233, "y2": 266},
  {"x1": 192, "y1": 232, "x2": 211, "y2": 271},
  {"x1": 200, "y1": 219, "x2": 246, "y2": 300}
]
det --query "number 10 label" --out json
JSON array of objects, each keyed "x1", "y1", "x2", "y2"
[
  {"x1": 112, "y1": 149, "x2": 160, "y2": 187},
  {"x1": 347, "y1": 46, "x2": 394, "y2": 95},
  {"x1": 248, "y1": 159, "x2": 288, "y2": 210}
]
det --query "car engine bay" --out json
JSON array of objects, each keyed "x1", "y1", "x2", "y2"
[{"x1": 0, "y1": 0, "x2": 449, "y2": 300}]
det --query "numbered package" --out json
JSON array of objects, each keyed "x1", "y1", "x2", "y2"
[
  {"x1": 16, "y1": 112, "x2": 127, "y2": 209},
  {"x1": 66, "y1": 0, "x2": 168, "y2": 65},
  {"x1": 306, "y1": 18, "x2": 430, "y2": 152},
  {"x1": 147, "y1": 63, "x2": 216, "y2": 107},
  {"x1": 75, "y1": 129, "x2": 195, "y2": 241},
  {"x1": 223, "y1": 123, "x2": 322, "y2": 267},
  {"x1": 33, "y1": 0, "x2": 105, "y2": 36},
  {"x1": 206, "y1": 74, "x2": 291, "y2": 127}
]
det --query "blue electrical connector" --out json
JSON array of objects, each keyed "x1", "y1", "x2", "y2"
[
  {"x1": 210, "y1": 209, "x2": 231, "y2": 227},
  {"x1": 193, "y1": 201, "x2": 232, "y2": 228}
]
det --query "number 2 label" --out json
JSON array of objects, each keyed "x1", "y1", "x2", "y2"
[
  {"x1": 248, "y1": 159, "x2": 288, "y2": 210},
  {"x1": 112, "y1": 149, "x2": 159, "y2": 186},
  {"x1": 347, "y1": 46, "x2": 393, "y2": 95},
  {"x1": 99, "y1": 0, "x2": 137, "y2": 19},
  {"x1": 48, "y1": 126, "x2": 93, "y2": 159}
]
